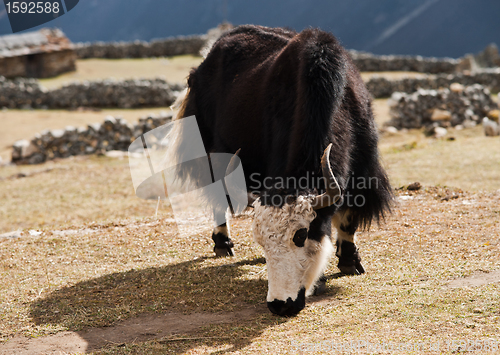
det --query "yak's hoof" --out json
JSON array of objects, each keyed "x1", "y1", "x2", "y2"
[
  {"x1": 338, "y1": 262, "x2": 365, "y2": 275},
  {"x1": 214, "y1": 246, "x2": 234, "y2": 257},
  {"x1": 337, "y1": 241, "x2": 365, "y2": 275},
  {"x1": 313, "y1": 277, "x2": 327, "y2": 296},
  {"x1": 339, "y1": 265, "x2": 359, "y2": 275},
  {"x1": 213, "y1": 239, "x2": 234, "y2": 257}
]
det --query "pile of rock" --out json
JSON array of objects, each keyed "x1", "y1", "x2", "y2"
[
  {"x1": 0, "y1": 76, "x2": 45, "y2": 109},
  {"x1": 0, "y1": 77, "x2": 183, "y2": 109},
  {"x1": 367, "y1": 68, "x2": 500, "y2": 98},
  {"x1": 474, "y1": 43, "x2": 500, "y2": 69},
  {"x1": 75, "y1": 35, "x2": 207, "y2": 59},
  {"x1": 386, "y1": 84, "x2": 498, "y2": 129},
  {"x1": 12, "y1": 113, "x2": 173, "y2": 165},
  {"x1": 349, "y1": 50, "x2": 459, "y2": 74},
  {"x1": 46, "y1": 79, "x2": 183, "y2": 109}
]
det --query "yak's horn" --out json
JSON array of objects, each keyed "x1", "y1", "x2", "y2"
[{"x1": 311, "y1": 143, "x2": 342, "y2": 210}]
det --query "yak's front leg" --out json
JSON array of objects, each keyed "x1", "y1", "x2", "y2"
[
  {"x1": 332, "y1": 210, "x2": 365, "y2": 275},
  {"x1": 212, "y1": 209, "x2": 234, "y2": 257}
]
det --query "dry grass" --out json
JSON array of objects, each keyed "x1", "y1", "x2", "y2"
[
  {"x1": 0, "y1": 156, "x2": 160, "y2": 232},
  {"x1": 380, "y1": 126, "x2": 500, "y2": 192},
  {"x1": 360, "y1": 71, "x2": 431, "y2": 81},
  {"x1": 39, "y1": 56, "x2": 203, "y2": 89},
  {"x1": 0, "y1": 172, "x2": 499, "y2": 353},
  {"x1": 372, "y1": 98, "x2": 390, "y2": 127},
  {"x1": 1, "y1": 125, "x2": 500, "y2": 354}
]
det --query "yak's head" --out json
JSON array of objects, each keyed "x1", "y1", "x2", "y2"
[{"x1": 241, "y1": 144, "x2": 342, "y2": 316}]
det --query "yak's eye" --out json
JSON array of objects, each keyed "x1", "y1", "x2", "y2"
[{"x1": 293, "y1": 228, "x2": 308, "y2": 247}]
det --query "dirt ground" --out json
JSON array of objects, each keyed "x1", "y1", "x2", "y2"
[
  {"x1": 38, "y1": 56, "x2": 203, "y2": 89},
  {"x1": 0, "y1": 159, "x2": 499, "y2": 354}
]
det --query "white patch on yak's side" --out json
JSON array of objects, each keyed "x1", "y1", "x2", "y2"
[
  {"x1": 252, "y1": 196, "x2": 334, "y2": 302},
  {"x1": 214, "y1": 224, "x2": 229, "y2": 236},
  {"x1": 332, "y1": 211, "x2": 356, "y2": 258}
]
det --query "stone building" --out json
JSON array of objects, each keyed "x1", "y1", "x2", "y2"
[{"x1": 0, "y1": 28, "x2": 76, "y2": 78}]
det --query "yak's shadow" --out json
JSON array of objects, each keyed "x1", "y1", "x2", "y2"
[{"x1": 29, "y1": 256, "x2": 342, "y2": 353}]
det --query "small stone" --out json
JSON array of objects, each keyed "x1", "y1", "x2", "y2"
[
  {"x1": 407, "y1": 182, "x2": 422, "y2": 191},
  {"x1": 454, "y1": 125, "x2": 464, "y2": 130},
  {"x1": 433, "y1": 126, "x2": 448, "y2": 138},
  {"x1": 104, "y1": 116, "x2": 117, "y2": 128},
  {"x1": 463, "y1": 119, "x2": 477, "y2": 128},
  {"x1": 383, "y1": 126, "x2": 399, "y2": 134},
  {"x1": 464, "y1": 108, "x2": 476, "y2": 120},
  {"x1": 23, "y1": 141, "x2": 39, "y2": 158},
  {"x1": 487, "y1": 109, "x2": 499, "y2": 122},
  {"x1": 12, "y1": 140, "x2": 39, "y2": 160},
  {"x1": 456, "y1": 55, "x2": 473, "y2": 72},
  {"x1": 88, "y1": 123, "x2": 101, "y2": 132},
  {"x1": 424, "y1": 124, "x2": 448, "y2": 138},
  {"x1": 105, "y1": 150, "x2": 127, "y2": 158},
  {"x1": 50, "y1": 129, "x2": 65, "y2": 139},
  {"x1": 441, "y1": 194, "x2": 458, "y2": 201},
  {"x1": 12, "y1": 139, "x2": 29, "y2": 154},
  {"x1": 450, "y1": 82, "x2": 464, "y2": 93},
  {"x1": 483, "y1": 117, "x2": 500, "y2": 136},
  {"x1": 0, "y1": 231, "x2": 22, "y2": 239},
  {"x1": 431, "y1": 108, "x2": 452, "y2": 121}
]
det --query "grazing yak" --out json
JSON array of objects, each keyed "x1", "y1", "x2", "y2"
[{"x1": 173, "y1": 25, "x2": 393, "y2": 316}]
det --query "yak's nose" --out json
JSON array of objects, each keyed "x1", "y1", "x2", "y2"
[{"x1": 267, "y1": 287, "x2": 306, "y2": 316}]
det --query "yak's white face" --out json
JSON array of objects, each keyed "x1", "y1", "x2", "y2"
[{"x1": 252, "y1": 196, "x2": 334, "y2": 316}]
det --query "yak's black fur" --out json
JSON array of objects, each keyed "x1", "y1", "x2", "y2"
[{"x1": 176, "y1": 25, "x2": 393, "y2": 229}]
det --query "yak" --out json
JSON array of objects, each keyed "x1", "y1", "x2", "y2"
[{"x1": 171, "y1": 25, "x2": 393, "y2": 316}]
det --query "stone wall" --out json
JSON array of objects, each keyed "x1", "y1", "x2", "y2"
[
  {"x1": 386, "y1": 84, "x2": 498, "y2": 129},
  {"x1": 0, "y1": 76, "x2": 183, "y2": 109},
  {"x1": 367, "y1": 69, "x2": 500, "y2": 98},
  {"x1": 348, "y1": 50, "x2": 459, "y2": 74},
  {"x1": 75, "y1": 35, "x2": 207, "y2": 59},
  {"x1": 3, "y1": 68, "x2": 500, "y2": 109},
  {"x1": 3, "y1": 66, "x2": 500, "y2": 110},
  {"x1": 74, "y1": 32, "x2": 491, "y2": 78},
  {"x1": 12, "y1": 113, "x2": 173, "y2": 165}
]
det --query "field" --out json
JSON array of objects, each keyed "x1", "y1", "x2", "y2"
[
  {"x1": 0, "y1": 57, "x2": 499, "y2": 354},
  {"x1": 38, "y1": 56, "x2": 203, "y2": 89}
]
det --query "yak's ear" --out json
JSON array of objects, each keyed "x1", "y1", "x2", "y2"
[{"x1": 293, "y1": 228, "x2": 308, "y2": 247}]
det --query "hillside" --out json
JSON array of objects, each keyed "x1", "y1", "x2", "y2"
[{"x1": 0, "y1": 0, "x2": 499, "y2": 57}]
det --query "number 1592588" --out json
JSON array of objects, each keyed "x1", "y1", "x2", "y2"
[{"x1": 5, "y1": 1, "x2": 60, "y2": 14}]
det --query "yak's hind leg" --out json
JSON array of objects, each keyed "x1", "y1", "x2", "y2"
[
  {"x1": 332, "y1": 210, "x2": 365, "y2": 275},
  {"x1": 212, "y1": 209, "x2": 234, "y2": 257}
]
